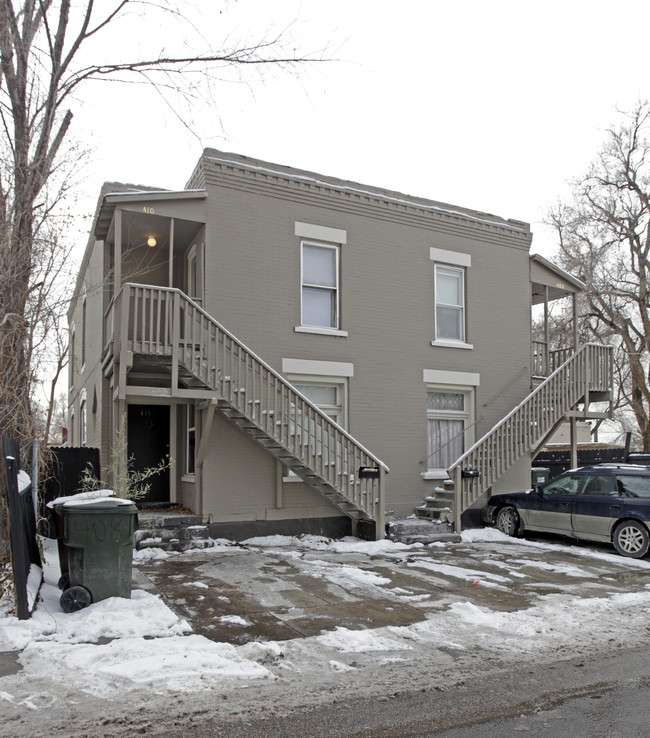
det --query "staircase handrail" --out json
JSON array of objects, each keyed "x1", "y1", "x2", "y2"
[
  {"x1": 161, "y1": 283, "x2": 390, "y2": 473},
  {"x1": 111, "y1": 282, "x2": 389, "y2": 533},
  {"x1": 447, "y1": 342, "x2": 612, "y2": 529}
]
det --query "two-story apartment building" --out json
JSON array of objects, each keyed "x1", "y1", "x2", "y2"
[{"x1": 68, "y1": 150, "x2": 612, "y2": 540}]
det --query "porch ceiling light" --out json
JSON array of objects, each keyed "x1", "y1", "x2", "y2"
[{"x1": 147, "y1": 236, "x2": 157, "y2": 248}]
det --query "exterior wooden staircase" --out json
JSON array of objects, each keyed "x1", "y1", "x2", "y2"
[
  {"x1": 412, "y1": 343, "x2": 613, "y2": 533},
  {"x1": 105, "y1": 284, "x2": 388, "y2": 538}
]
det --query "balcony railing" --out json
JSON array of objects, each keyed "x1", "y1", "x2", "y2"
[{"x1": 531, "y1": 340, "x2": 574, "y2": 377}]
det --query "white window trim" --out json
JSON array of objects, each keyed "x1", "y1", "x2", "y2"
[
  {"x1": 434, "y1": 263, "x2": 466, "y2": 344},
  {"x1": 69, "y1": 322, "x2": 75, "y2": 389},
  {"x1": 295, "y1": 325, "x2": 349, "y2": 337},
  {"x1": 430, "y1": 248, "x2": 471, "y2": 348},
  {"x1": 282, "y1": 369, "x2": 350, "y2": 482},
  {"x1": 184, "y1": 404, "x2": 196, "y2": 479},
  {"x1": 186, "y1": 243, "x2": 197, "y2": 300},
  {"x1": 300, "y1": 240, "x2": 340, "y2": 330},
  {"x1": 80, "y1": 292, "x2": 87, "y2": 374},
  {"x1": 295, "y1": 221, "x2": 347, "y2": 244},
  {"x1": 295, "y1": 222, "x2": 347, "y2": 336},
  {"x1": 430, "y1": 339, "x2": 474, "y2": 350},
  {"x1": 282, "y1": 358, "x2": 354, "y2": 377},
  {"x1": 429, "y1": 247, "x2": 471, "y2": 268},
  {"x1": 422, "y1": 380, "x2": 476, "y2": 479},
  {"x1": 80, "y1": 401, "x2": 87, "y2": 447},
  {"x1": 423, "y1": 369, "x2": 480, "y2": 386}
]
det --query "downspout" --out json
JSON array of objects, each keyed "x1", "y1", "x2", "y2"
[
  {"x1": 543, "y1": 285, "x2": 549, "y2": 373},
  {"x1": 570, "y1": 292, "x2": 579, "y2": 469},
  {"x1": 168, "y1": 218, "x2": 174, "y2": 288}
]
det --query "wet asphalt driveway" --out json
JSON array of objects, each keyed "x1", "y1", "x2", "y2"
[{"x1": 133, "y1": 531, "x2": 650, "y2": 646}]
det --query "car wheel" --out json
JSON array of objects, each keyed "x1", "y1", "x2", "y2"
[
  {"x1": 496, "y1": 506, "x2": 520, "y2": 537},
  {"x1": 613, "y1": 520, "x2": 650, "y2": 558}
]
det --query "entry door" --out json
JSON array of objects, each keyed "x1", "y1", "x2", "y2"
[{"x1": 127, "y1": 405, "x2": 170, "y2": 504}]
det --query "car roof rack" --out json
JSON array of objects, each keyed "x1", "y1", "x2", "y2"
[{"x1": 595, "y1": 463, "x2": 650, "y2": 471}]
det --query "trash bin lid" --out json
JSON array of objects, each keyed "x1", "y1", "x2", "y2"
[
  {"x1": 59, "y1": 497, "x2": 137, "y2": 513},
  {"x1": 47, "y1": 489, "x2": 116, "y2": 509}
]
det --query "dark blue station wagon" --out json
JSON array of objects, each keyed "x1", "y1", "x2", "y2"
[{"x1": 483, "y1": 465, "x2": 650, "y2": 558}]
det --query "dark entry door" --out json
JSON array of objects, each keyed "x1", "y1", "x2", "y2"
[{"x1": 127, "y1": 404, "x2": 170, "y2": 504}]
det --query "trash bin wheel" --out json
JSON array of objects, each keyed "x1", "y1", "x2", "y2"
[
  {"x1": 57, "y1": 573, "x2": 70, "y2": 591},
  {"x1": 60, "y1": 585, "x2": 92, "y2": 613}
]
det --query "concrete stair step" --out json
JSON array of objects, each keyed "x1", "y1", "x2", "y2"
[{"x1": 387, "y1": 518, "x2": 460, "y2": 545}]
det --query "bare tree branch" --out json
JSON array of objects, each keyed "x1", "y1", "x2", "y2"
[
  {"x1": 546, "y1": 100, "x2": 650, "y2": 449},
  {"x1": 0, "y1": 0, "x2": 326, "y2": 564}
]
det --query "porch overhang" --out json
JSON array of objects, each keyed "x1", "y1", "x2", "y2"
[
  {"x1": 530, "y1": 253, "x2": 585, "y2": 304},
  {"x1": 95, "y1": 188, "x2": 208, "y2": 242}
]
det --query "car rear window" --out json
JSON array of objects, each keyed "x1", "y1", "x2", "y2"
[{"x1": 617, "y1": 475, "x2": 650, "y2": 498}]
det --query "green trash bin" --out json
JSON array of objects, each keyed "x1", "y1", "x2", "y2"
[
  {"x1": 56, "y1": 498, "x2": 138, "y2": 613},
  {"x1": 531, "y1": 467, "x2": 550, "y2": 488}
]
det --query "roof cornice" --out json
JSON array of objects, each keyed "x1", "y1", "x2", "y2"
[{"x1": 203, "y1": 151, "x2": 532, "y2": 246}]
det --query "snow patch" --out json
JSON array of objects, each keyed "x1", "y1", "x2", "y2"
[{"x1": 317, "y1": 626, "x2": 413, "y2": 653}]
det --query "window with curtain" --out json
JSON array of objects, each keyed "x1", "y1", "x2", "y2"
[{"x1": 426, "y1": 389, "x2": 469, "y2": 470}]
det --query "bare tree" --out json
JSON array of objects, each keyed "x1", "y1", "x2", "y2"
[
  {"x1": 0, "y1": 0, "x2": 323, "y2": 563},
  {"x1": 548, "y1": 101, "x2": 650, "y2": 449}
]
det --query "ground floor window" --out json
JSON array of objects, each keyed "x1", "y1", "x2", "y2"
[
  {"x1": 426, "y1": 387, "x2": 472, "y2": 471},
  {"x1": 186, "y1": 404, "x2": 196, "y2": 476},
  {"x1": 284, "y1": 375, "x2": 348, "y2": 477},
  {"x1": 291, "y1": 381, "x2": 345, "y2": 427}
]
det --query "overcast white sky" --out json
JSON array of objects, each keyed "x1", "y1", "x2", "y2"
[{"x1": 71, "y1": 0, "x2": 650, "y2": 257}]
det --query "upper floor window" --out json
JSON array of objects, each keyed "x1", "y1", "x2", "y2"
[
  {"x1": 301, "y1": 241, "x2": 339, "y2": 329},
  {"x1": 81, "y1": 295, "x2": 87, "y2": 368},
  {"x1": 80, "y1": 401, "x2": 87, "y2": 447},
  {"x1": 435, "y1": 265, "x2": 465, "y2": 342},
  {"x1": 69, "y1": 325, "x2": 75, "y2": 388}
]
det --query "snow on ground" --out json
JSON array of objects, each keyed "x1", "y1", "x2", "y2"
[{"x1": 2, "y1": 530, "x2": 650, "y2": 710}]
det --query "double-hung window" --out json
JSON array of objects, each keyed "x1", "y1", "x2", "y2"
[
  {"x1": 291, "y1": 380, "x2": 346, "y2": 467},
  {"x1": 430, "y1": 247, "x2": 471, "y2": 348},
  {"x1": 80, "y1": 400, "x2": 87, "y2": 447},
  {"x1": 435, "y1": 265, "x2": 465, "y2": 342},
  {"x1": 301, "y1": 241, "x2": 339, "y2": 329},
  {"x1": 292, "y1": 382, "x2": 343, "y2": 426},
  {"x1": 282, "y1": 358, "x2": 354, "y2": 480}
]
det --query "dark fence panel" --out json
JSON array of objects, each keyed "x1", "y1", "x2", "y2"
[
  {"x1": 40, "y1": 447, "x2": 100, "y2": 535},
  {"x1": 533, "y1": 446, "x2": 629, "y2": 480},
  {"x1": 3, "y1": 436, "x2": 42, "y2": 620}
]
